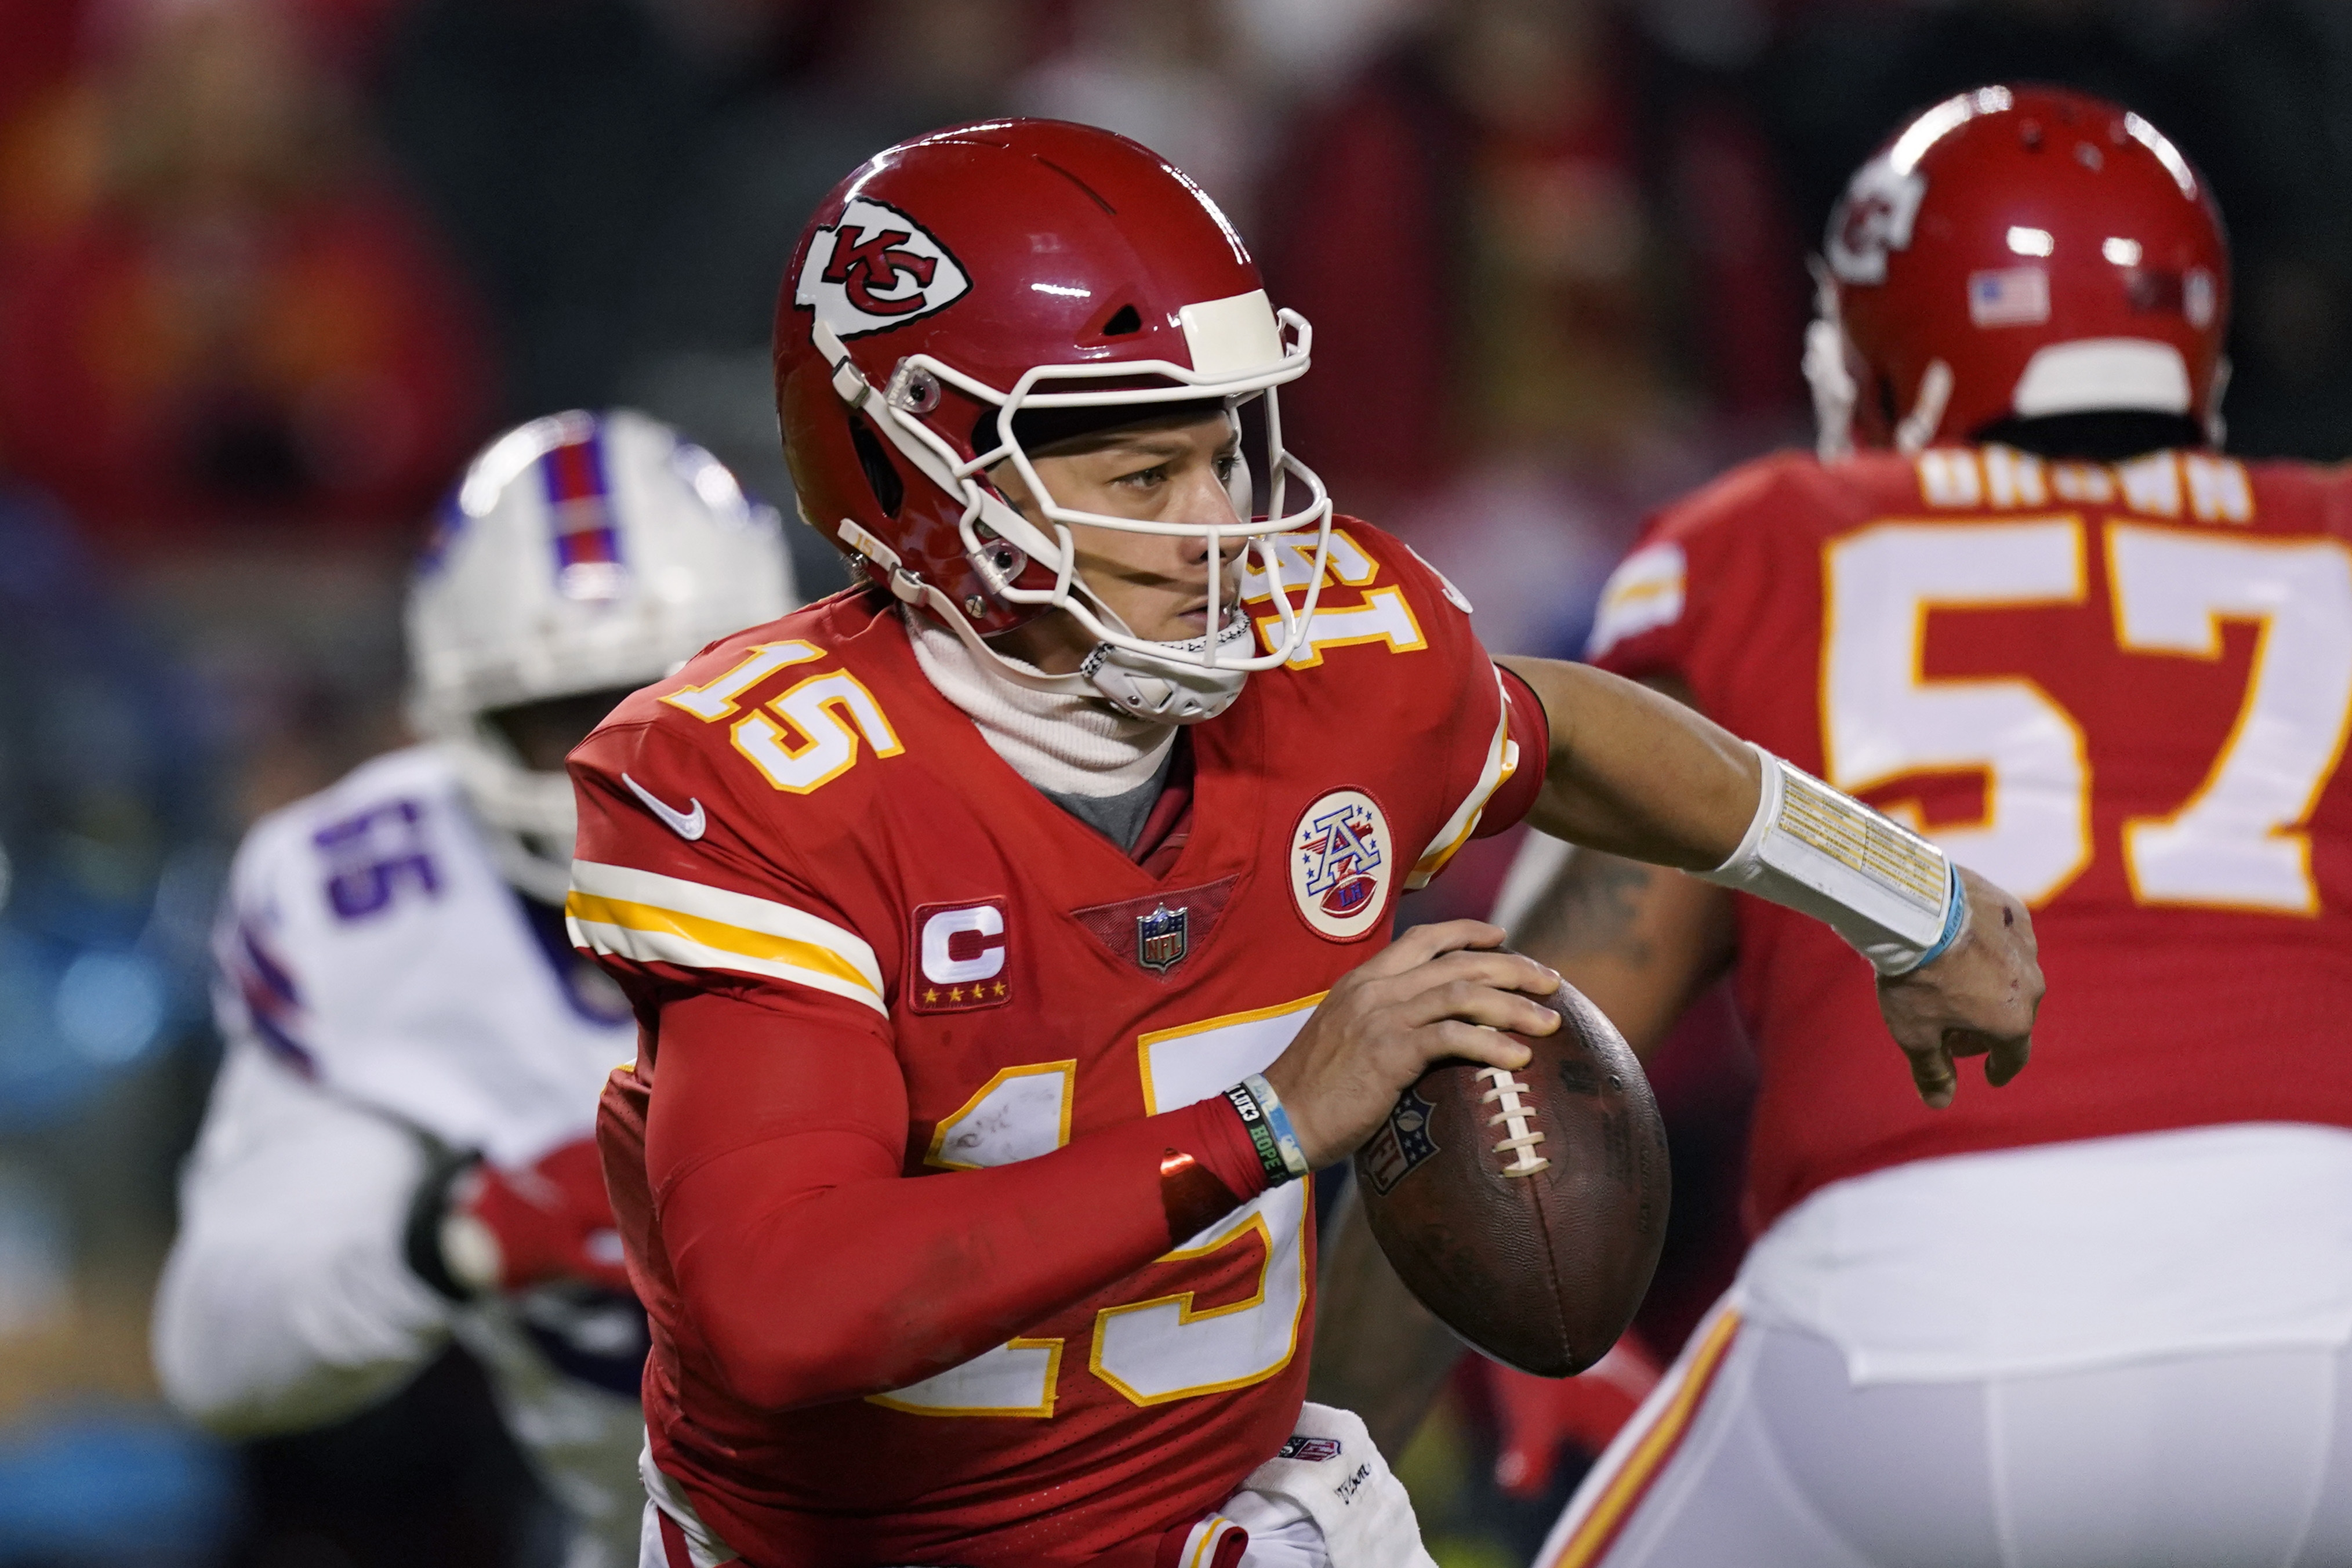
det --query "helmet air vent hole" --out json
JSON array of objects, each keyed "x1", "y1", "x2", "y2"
[
  {"x1": 847, "y1": 414, "x2": 904, "y2": 518},
  {"x1": 1100, "y1": 303, "x2": 1143, "y2": 337}
]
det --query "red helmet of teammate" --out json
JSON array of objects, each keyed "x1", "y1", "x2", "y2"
[
  {"x1": 774, "y1": 119, "x2": 1333, "y2": 724},
  {"x1": 1809, "y1": 85, "x2": 2230, "y2": 458}
]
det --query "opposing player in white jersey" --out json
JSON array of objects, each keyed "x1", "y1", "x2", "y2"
[{"x1": 153, "y1": 410, "x2": 796, "y2": 1567}]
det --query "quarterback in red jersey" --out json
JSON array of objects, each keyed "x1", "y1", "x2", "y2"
[
  {"x1": 565, "y1": 121, "x2": 2039, "y2": 1567},
  {"x1": 1329, "y1": 87, "x2": 2352, "y2": 1568}
]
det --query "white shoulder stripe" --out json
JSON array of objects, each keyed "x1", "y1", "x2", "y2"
[
  {"x1": 1409, "y1": 666, "x2": 1521, "y2": 891},
  {"x1": 568, "y1": 859, "x2": 885, "y2": 999},
  {"x1": 569, "y1": 860, "x2": 882, "y2": 988},
  {"x1": 1587, "y1": 540, "x2": 1687, "y2": 661},
  {"x1": 566, "y1": 914, "x2": 887, "y2": 1015}
]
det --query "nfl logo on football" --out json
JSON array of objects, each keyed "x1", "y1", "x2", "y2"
[
  {"x1": 1135, "y1": 903, "x2": 1188, "y2": 974},
  {"x1": 1360, "y1": 1085, "x2": 1440, "y2": 1196}
]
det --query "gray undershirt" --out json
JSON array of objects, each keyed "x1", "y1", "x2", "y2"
[{"x1": 1037, "y1": 743, "x2": 1178, "y2": 853}]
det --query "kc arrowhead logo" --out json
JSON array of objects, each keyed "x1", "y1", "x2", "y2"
[{"x1": 796, "y1": 197, "x2": 971, "y2": 338}]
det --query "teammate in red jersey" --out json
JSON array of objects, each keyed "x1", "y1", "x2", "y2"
[
  {"x1": 1324, "y1": 85, "x2": 2352, "y2": 1567},
  {"x1": 565, "y1": 121, "x2": 2039, "y2": 1567}
]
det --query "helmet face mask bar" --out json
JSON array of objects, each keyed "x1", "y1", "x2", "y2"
[
  {"x1": 814, "y1": 303, "x2": 1334, "y2": 721},
  {"x1": 442, "y1": 712, "x2": 586, "y2": 902},
  {"x1": 779, "y1": 121, "x2": 1338, "y2": 725}
]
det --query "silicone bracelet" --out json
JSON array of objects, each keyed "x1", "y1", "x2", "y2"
[
  {"x1": 1907, "y1": 863, "x2": 1970, "y2": 972},
  {"x1": 1222, "y1": 1080, "x2": 1293, "y2": 1189},
  {"x1": 1243, "y1": 1073, "x2": 1312, "y2": 1179}
]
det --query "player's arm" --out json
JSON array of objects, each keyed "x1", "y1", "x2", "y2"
[
  {"x1": 648, "y1": 987, "x2": 1260, "y2": 1410},
  {"x1": 1500, "y1": 655, "x2": 2042, "y2": 1108},
  {"x1": 644, "y1": 920, "x2": 1553, "y2": 1411},
  {"x1": 153, "y1": 1045, "x2": 454, "y2": 1436},
  {"x1": 1507, "y1": 674, "x2": 1738, "y2": 1058},
  {"x1": 1512, "y1": 845, "x2": 1737, "y2": 1059}
]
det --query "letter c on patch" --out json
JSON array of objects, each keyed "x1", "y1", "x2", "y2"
[{"x1": 920, "y1": 904, "x2": 1006, "y2": 984}]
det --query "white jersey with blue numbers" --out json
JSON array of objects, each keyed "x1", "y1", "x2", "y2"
[{"x1": 154, "y1": 745, "x2": 645, "y2": 1568}]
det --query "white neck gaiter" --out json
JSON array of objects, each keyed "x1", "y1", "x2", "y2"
[{"x1": 905, "y1": 610, "x2": 1177, "y2": 798}]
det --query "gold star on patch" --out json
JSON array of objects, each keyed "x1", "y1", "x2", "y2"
[
  {"x1": 923, "y1": 988, "x2": 939, "y2": 1005},
  {"x1": 992, "y1": 981, "x2": 1007, "y2": 997},
  {"x1": 948, "y1": 986, "x2": 963, "y2": 1003}
]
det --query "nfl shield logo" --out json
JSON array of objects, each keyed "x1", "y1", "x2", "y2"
[
  {"x1": 1360, "y1": 1084, "x2": 1440, "y2": 1196},
  {"x1": 1136, "y1": 904, "x2": 1189, "y2": 974}
]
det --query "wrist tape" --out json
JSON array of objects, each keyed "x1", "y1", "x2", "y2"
[
  {"x1": 1697, "y1": 743, "x2": 1962, "y2": 977},
  {"x1": 1224, "y1": 1075, "x2": 1311, "y2": 1188}
]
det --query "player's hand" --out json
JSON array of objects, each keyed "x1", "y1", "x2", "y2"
[
  {"x1": 439, "y1": 1137, "x2": 634, "y2": 1297},
  {"x1": 1263, "y1": 920, "x2": 1561, "y2": 1169},
  {"x1": 1876, "y1": 866, "x2": 2043, "y2": 1109}
]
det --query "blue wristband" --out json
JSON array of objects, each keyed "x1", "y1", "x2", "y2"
[
  {"x1": 1222, "y1": 1079, "x2": 1294, "y2": 1188},
  {"x1": 1911, "y1": 863, "x2": 1968, "y2": 971},
  {"x1": 1243, "y1": 1073, "x2": 1312, "y2": 1179}
]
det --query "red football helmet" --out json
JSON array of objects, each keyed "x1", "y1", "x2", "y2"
[
  {"x1": 775, "y1": 119, "x2": 1332, "y2": 723},
  {"x1": 1809, "y1": 85, "x2": 2230, "y2": 457}
]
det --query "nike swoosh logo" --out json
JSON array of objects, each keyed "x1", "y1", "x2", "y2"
[{"x1": 622, "y1": 773, "x2": 707, "y2": 841}]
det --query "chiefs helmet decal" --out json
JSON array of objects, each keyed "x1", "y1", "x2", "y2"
[
  {"x1": 1824, "y1": 154, "x2": 1928, "y2": 288},
  {"x1": 795, "y1": 197, "x2": 972, "y2": 337}
]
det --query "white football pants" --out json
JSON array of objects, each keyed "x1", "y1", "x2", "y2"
[
  {"x1": 1533, "y1": 1300, "x2": 2352, "y2": 1568},
  {"x1": 638, "y1": 1402, "x2": 1431, "y2": 1566}
]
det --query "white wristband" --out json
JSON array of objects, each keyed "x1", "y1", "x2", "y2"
[{"x1": 1696, "y1": 744, "x2": 1958, "y2": 976}]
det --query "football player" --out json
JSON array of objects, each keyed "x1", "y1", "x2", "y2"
[
  {"x1": 568, "y1": 120, "x2": 2039, "y2": 1568},
  {"x1": 1323, "y1": 85, "x2": 2352, "y2": 1567},
  {"x1": 153, "y1": 411, "x2": 796, "y2": 1568}
]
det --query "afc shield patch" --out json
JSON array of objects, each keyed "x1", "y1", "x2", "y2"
[
  {"x1": 796, "y1": 197, "x2": 970, "y2": 338},
  {"x1": 1135, "y1": 903, "x2": 1188, "y2": 974},
  {"x1": 1360, "y1": 1084, "x2": 1439, "y2": 1196},
  {"x1": 1288, "y1": 788, "x2": 1393, "y2": 941}
]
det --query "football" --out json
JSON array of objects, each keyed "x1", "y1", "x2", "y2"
[{"x1": 1353, "y1": 967, "x2": 1670, "y2": 1377}]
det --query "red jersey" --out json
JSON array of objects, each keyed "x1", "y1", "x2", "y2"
[
  {"x1": 1589, "y1": 446, "x2": 2352, "y2": 1229},
  {"x1": 568, "y1": 520, "x2": 1542, "y2": 1565}
]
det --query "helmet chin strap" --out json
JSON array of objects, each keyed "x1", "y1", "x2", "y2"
[
  {"x1": 1803, "y1": 262, "x2": 1859, "y2": 462},
  {"x1": 1805, "y1": 318, "x2": 1859, "y2": 462},
  {"x1": 1079, "y1": 613, "x2": 1255, "y2": 723},
  {"x1": 482, "y1": 826, "x2": 576, "y2": 905},
  {"x1": 1893, "y1": 359, "x2": 1955, "y2": 455},
  {"x1": 435, "y1": 731, "x2": 581, "y2": 903},
  {"x1": 909, "y1": 567, "x2": 1253, "y2": 724}
]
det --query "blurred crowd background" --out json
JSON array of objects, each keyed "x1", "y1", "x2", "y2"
[{"x1": 2, "y1": 0, "x2": 2350, "y2": 1562}]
